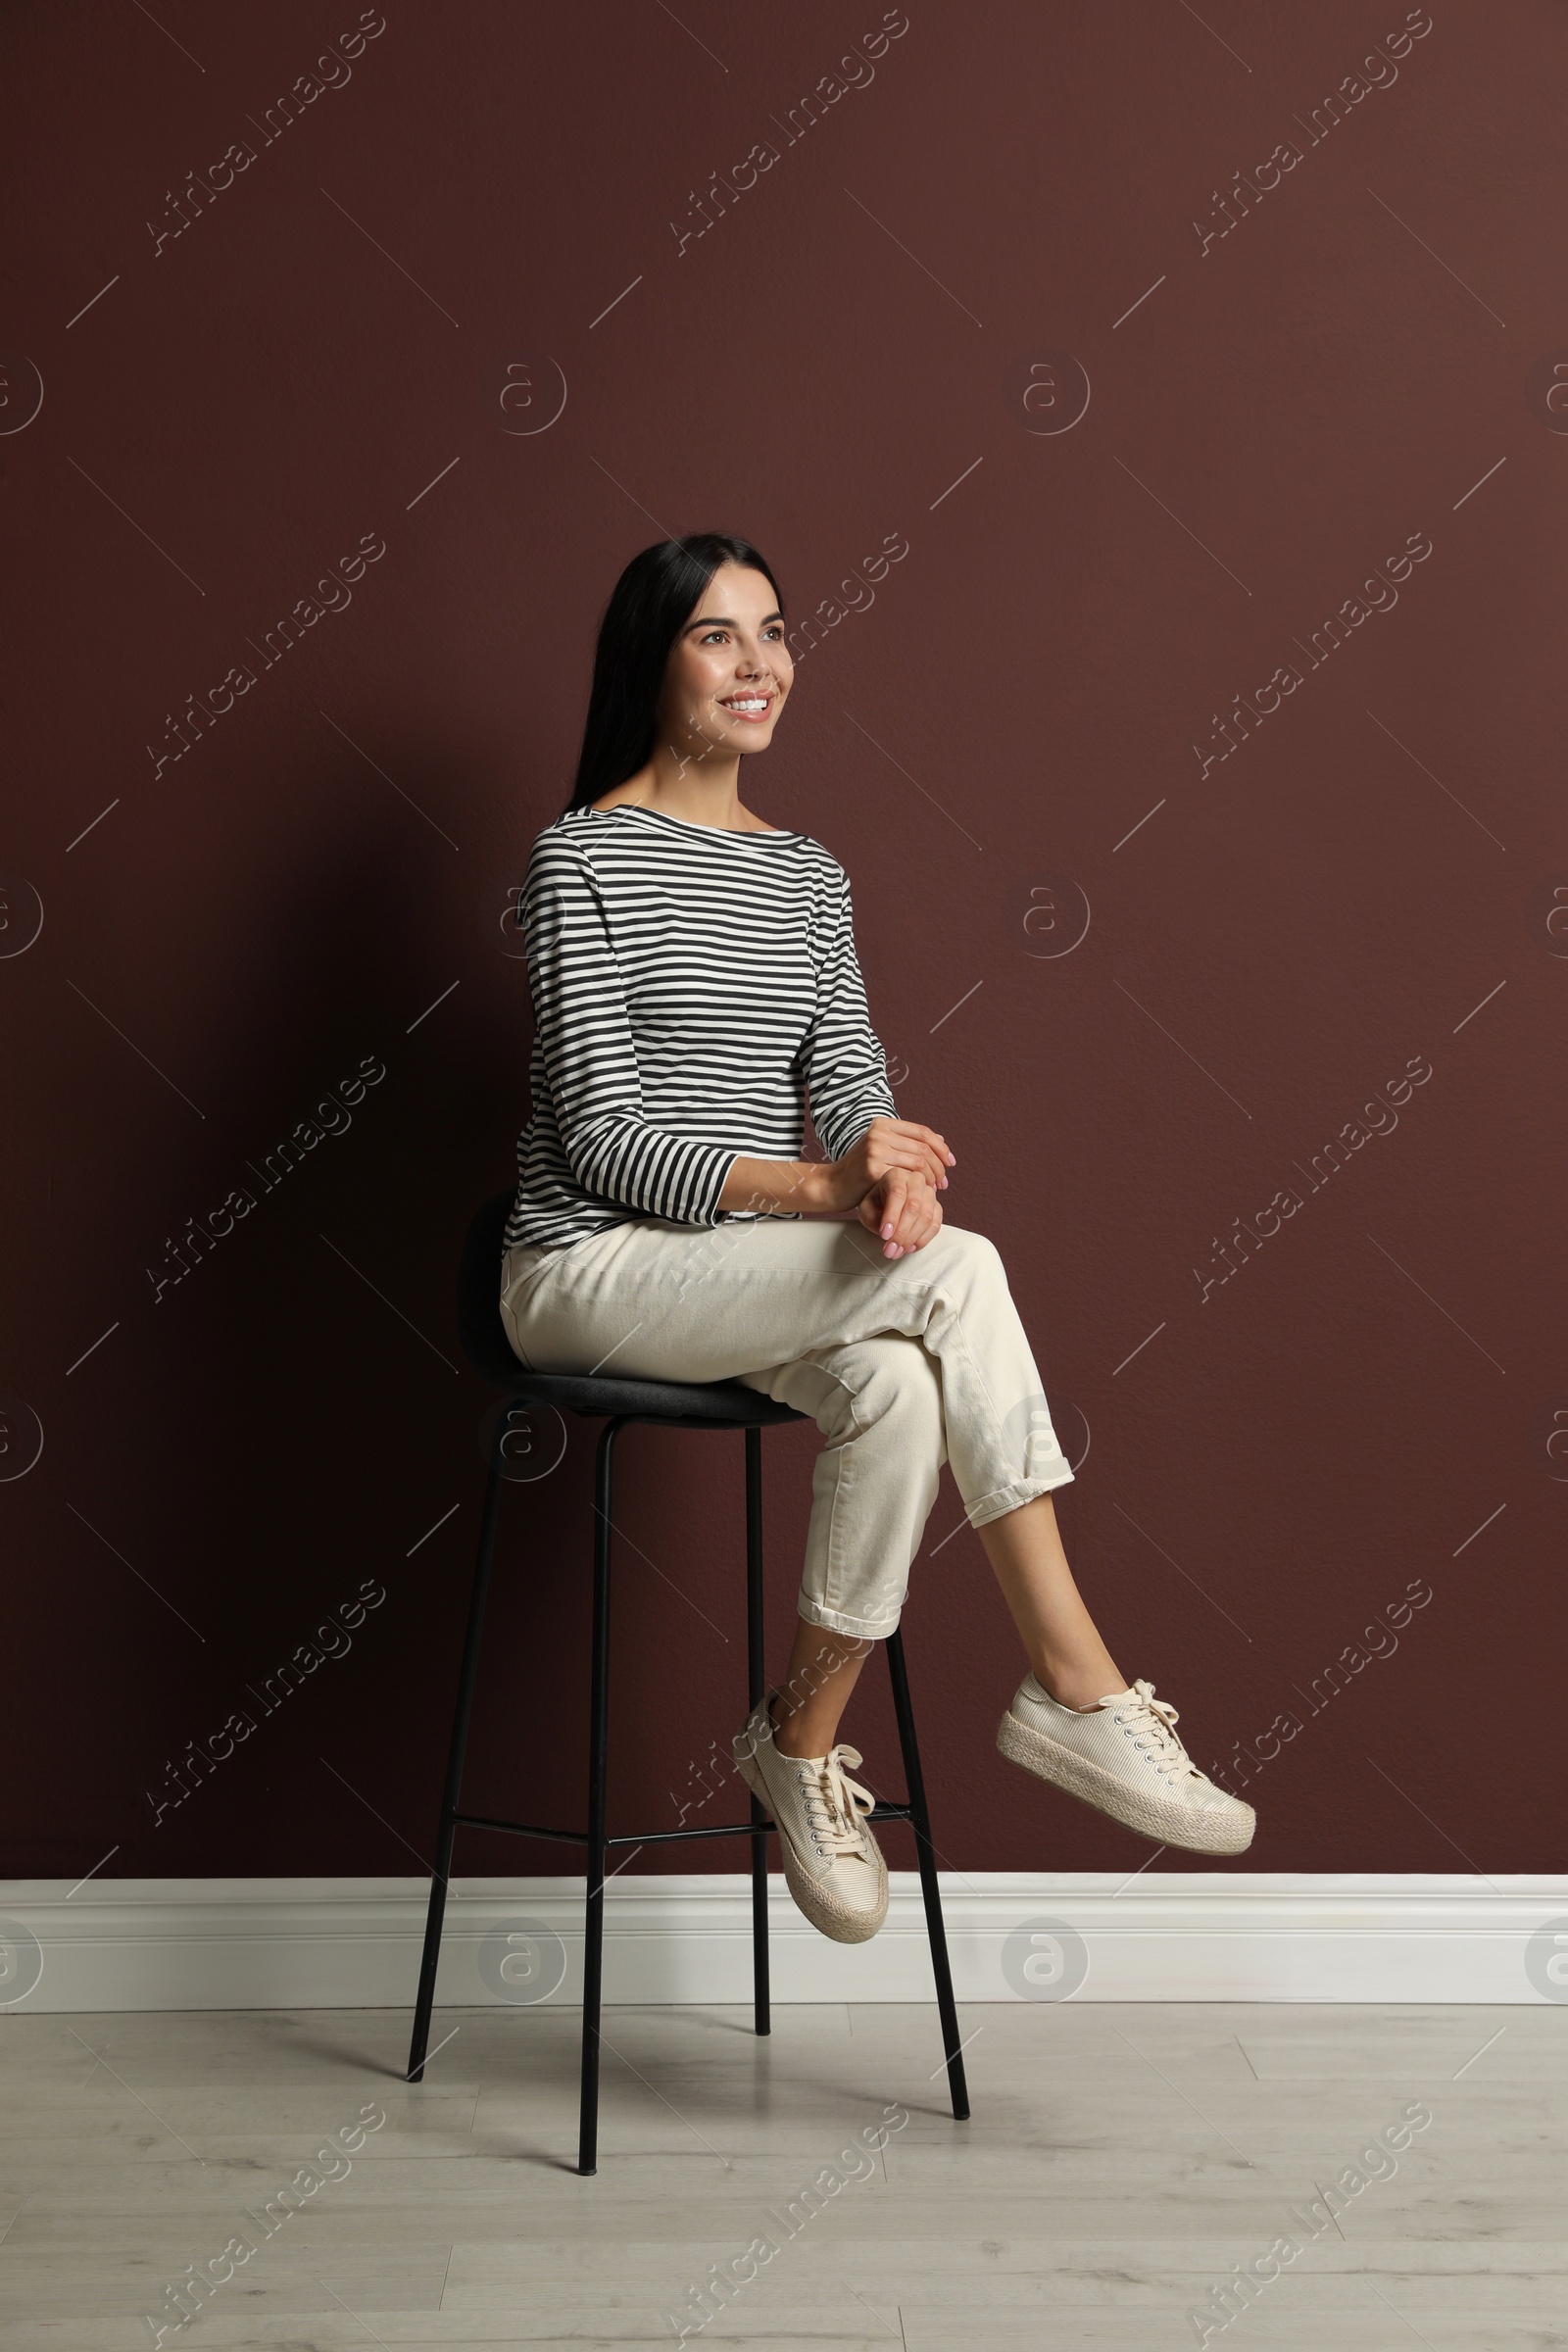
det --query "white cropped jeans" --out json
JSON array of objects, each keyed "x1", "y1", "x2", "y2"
[{"x1": 499, "y1": 1215, "x2": 1074, "y2": 1642}]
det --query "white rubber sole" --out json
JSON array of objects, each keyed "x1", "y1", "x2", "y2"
[
  {"x1": 733, "y1": 1726, "x2": 889, "y2": 1944},
  {"x1": 997, "y1": 1707, "x2": 1256, "y2": 1856}
]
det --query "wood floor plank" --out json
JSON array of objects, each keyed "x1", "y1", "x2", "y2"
[{"x1": 2, "y1": 2000, "x2": 1564, "y2": 2342}]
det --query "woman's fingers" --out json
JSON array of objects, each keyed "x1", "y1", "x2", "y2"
[
  {"x1": 856, "y1": 1162, "x2": 946, "y2": 1259},
  {"x1": 844, "y1": 1118, "x2": 956, "y2": 1205},
  {"x1": 857, "y1": 1184, "x2": 890, "y2": 1235},
  {"x1": 900, "y1": 1200, "x2": 942, "y2": 1252},
  {"x1": 874, "y1": 1171, "x2": 909, "y2": 1253},
  {"x1": 868, "y1": 1136, "x2": 949, "y2": 1188},
  {"x1": 880, "y1": 1178, "x2": 943, "y2": 1257},
  {"x1": 913, "y1": 1191, "x2": 943, "y2": 1242},
  {"x1": 869, "y1": 1105, "x2": 958, "y2": 1171},
  {"x1": 884, "y1": 1117, "x2": 956, "y2": 1167}
]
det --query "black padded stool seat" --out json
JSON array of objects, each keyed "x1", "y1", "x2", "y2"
[{"x1": 406, "y1": 1190, "x2": 971, "y2": 2174}]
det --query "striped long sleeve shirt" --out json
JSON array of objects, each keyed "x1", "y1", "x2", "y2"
[{"x1": 504, "y1": 804, "x2": 898, "y2": 1250}]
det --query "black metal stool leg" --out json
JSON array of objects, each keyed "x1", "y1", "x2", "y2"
[
  {"x1": 885, "y1": 1627, "x2": 971, "y2": 2121},
  {"x1": 744, "y1": 1427, "x2": 770, "y2": 2037},
  {"x1": 578, "y1": 1417, "x2": 622, "y2": 2176},
  {"x1": 407, "y1": 1429, "x2": 509, "y2": 2081}
]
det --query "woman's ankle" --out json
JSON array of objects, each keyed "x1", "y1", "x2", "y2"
[
  {"x1": 769, "y1": 1690, "x2": 839, "y2": 1759},
  {"x1": 775, "y1": 1729, "x2": 830, "y2": 1758},
  {"x1": 1030, "y1": 1656, "x2": 1127, "y2": 1710}
]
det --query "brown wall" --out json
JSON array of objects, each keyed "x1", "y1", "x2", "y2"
[{"x1": 4, "y1": 1, "x2": 1561, "y2": 1884}]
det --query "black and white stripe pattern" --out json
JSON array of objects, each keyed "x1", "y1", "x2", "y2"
[{"x1": 505, "y1": 805, "x2": 897, "y2": 1250}]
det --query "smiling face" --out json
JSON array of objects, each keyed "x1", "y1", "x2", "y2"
[{"x1": 659, "y1": 561, "x2": 793, "y2": 762}]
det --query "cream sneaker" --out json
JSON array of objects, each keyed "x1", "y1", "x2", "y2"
[
  {"x1": 733, "y1": 1692, "x2": 889, "y2": 1942},
  {"x1": 998, "y1": 1675, "x2": 1255, "y2": 1855}
]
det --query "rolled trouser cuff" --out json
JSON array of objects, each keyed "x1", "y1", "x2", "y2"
[
  {"x1": 795, "y1": 1593, "x2": 904, "y2": 1642},
  {"x1": 964, "y1": 1464, "x2": 1076, "y2": 1532}
]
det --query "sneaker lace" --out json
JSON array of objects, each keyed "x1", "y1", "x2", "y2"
[
  {"x1": 795, "y1": 1744, "x2": 877, "y2": 1859},
  {"x1": 1113, "y1": 1679, "x2": 1200, "y2": 1784}
]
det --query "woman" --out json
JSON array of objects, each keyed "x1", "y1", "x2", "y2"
[{"x1": 500, "y1": 534, "x2": 1254, "y2": 1945}]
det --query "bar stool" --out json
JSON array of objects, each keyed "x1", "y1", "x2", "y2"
[{"x1": 405, "y1": 1191, "x2": 971, "y2": 2174}]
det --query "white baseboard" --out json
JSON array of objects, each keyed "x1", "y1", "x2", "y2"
[{"x1": 4, "y1": 1874, "x2": 1566, "y2": 2011}]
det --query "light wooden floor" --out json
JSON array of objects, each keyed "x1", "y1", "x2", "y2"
[{"x1": 0, "y1": 2000, "x2": 1563, "y2": 2348}]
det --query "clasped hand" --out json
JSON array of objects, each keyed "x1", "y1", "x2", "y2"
[{"x1": 833, "y1": 1115, "x2": 955, "y2": 1261}]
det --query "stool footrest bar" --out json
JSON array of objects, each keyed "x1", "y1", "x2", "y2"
[
  {"x1": 607, "y1": 1820, "x2": 774, "y2": 1847},
  {"x1": 451, "y1": 1804, "x2": 913, "y2": 1847},
  {"x1": 452, "y1": 1814, "x2": 588, "y2": 1843}
]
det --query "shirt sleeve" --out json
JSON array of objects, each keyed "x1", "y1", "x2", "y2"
[
  {"x1": 523, "y1": 831, "x2": 737, "y2": 1225},
  {"x1": 798, "y1": 864, "x2": 897, "y2": 1163}
]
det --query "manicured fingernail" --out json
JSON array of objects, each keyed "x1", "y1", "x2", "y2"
[{"x1": 881, "y1": 1223, "x2": 894, "y2": 1238}]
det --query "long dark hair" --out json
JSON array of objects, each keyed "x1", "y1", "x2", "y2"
[{"x1": 564, "y1": 534, "x2": 785, "y2": 812}]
